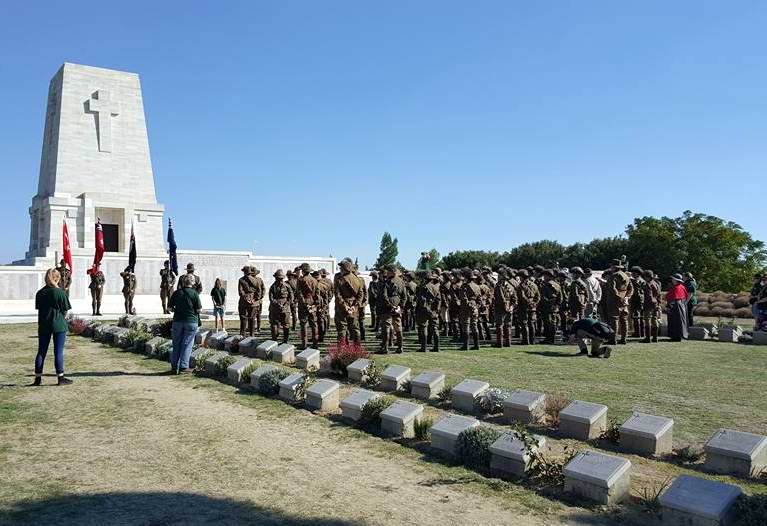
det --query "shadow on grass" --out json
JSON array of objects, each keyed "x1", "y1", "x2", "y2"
[
  {"x1": 522, "y1": 350, "x2": 583, "y2": 358},
  {"x1": 0, "y1": 491, "x2": 364, "y2": 526}
]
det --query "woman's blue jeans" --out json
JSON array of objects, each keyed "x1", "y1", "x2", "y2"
[
  {"x1": 35, "y1": 331, "x2": 66, "y2": 375},
  {"x1": 171, "y1": 322, "x2": 198, "y2": 371}
]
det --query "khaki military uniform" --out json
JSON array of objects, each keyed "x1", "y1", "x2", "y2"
[
  {"x1": 630, "y1": 276, "x2": 647, "y2": 337},
  {"x1": 238, "y1": 274, "x2": 264, "y2": 337},
  {"x1": 606, "y1": 270, "x2": 633, "y2": 343},
  {"x1": 380, "y1": 275, "x2": 407, "y2": 353},
  {"x1": 288, "y1": 275, "x2": 299, "y2": 330},
  {"x1": 438, "y1": 276, "x2": 452, "y2": 335},
  {"x1": 569, "y1": 278, "x2": 588, "y2": 321},
  {"x1": 540, "y1": 279, "x2": 563, "y2": 344},
  {"x1": 368, "y1": 278, "x2": 380, "y2": 330},
  {"x1": 493, "y1": 277, "x2": 517, "y2": 347},
  {"x1": 120, "y1": 271, "x2": 137, "y2": 315},
  {"x1": 88, "y1": 270, "x2": 105, "y2": 316},
  {"x1": 316, "y1": 278, "x2": 331, "y2": 342},
  {"x1": 478, "y1": 282, "x2": 493, "y2": 341},
  {"x1": 449, "y1": 279, "x2": 463, "y2": 341},
  {"x1": 517, "y1": 278, "x2": 540, "y2": 345},
  {"x1": 269, "y1": 280, "x2": 293, "y2": 343},
  {"x1": 159, "y1": 268, "x2": 176, "y2": 314},
  {"x1": 178, "y1": 272, "x2": 202, "y2": 293},
  {"x1": 415, "y1": 280, "x2": 442, "y2": 352},
  {"x1": 57, "y1": 265, "x2": 72, "y2": 296},
  {"x1": 643, "y1": 278, "x2": 662, "y2": 342},
  {"x1": 459, "y1": 280, "x2": 483, "y2": 350},
  {"x1": 334, "y1": 271, "x2": 365, "y2": 344},
  {"x1": 358, "y1": 277, "x2": 368, "y2": 341},
  {"x1": 297, "y1": 274, "x2": 320, "y2": 348}
]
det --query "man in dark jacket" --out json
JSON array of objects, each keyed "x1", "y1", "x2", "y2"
[{"x1": 567, "y1": 318, "x2": 614, "y2": 358}]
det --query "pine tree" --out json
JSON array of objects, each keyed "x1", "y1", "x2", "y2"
[{"x1": 374, "y1": 232, "x2": 399, "y2": 270}]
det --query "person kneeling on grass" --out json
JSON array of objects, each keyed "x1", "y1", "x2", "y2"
[
  {"x1": 567, "y1": 317, "x2": 614, "y2": 359},
  {"x1": 168, "y1": 274, "x2": 202, "y2": 374},
  {"x1": 33, "y1": 268, "x2": 73, "y2": 386}
]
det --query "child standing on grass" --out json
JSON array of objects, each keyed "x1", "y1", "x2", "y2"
[
  {"x1": 33, "y1": 268, "x2": 73, "y2": 386},
  {"x1": 211, "y1": 278, "x2": 226, "y2": 332}
]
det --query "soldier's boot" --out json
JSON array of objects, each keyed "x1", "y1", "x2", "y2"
[
  {"x1": 431, "y1": 327, "x2": 440, "y2": 352},
  {"x1": 619, "y1": 318, "x2": 629, "y2": 344},
  {"x1": 395, "y1": 330, "x2": 403, "y2": 354},
  {"x1": 310, "y1": 326, "x2": 318, "y2": 349},
  {"x1": 460, "y1": 334, "x2": 469, "y2": 351},
  {"x1": 239, "y1": 319, "x2": 246, "y2": 337},
  {"x1": 417, "y1": 327, "x2": 427, "y2": 352},
  {"x1": 642, "y1": 321, "x2": 652, "y2": 343},
  {"x1": 632, "y1": 319, "x2": 640, "y2": 338},
  {"x1": 283, "y1": 328, "x2": 290, "y2": 345},
  {"x1": 471, "y1": 330, "x2": 480, "y2": 350},
  {"x1": 494, "y1": 327, "x2": 503, "y2": 348},
  {"x1": 503, "y1": 327, "x2": 511, "y2": 347},
  {"x1": 652, "y1": 325, "x2": 658, "y2": 343}
]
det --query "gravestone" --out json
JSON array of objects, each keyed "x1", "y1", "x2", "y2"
[
  {"x1": 278, "y1": 373, "x2": 307, "y2": 403},
  {"x1": 451, "y1": 379, "x2": 490, "y2": 414},
  {"x1": 411, "y1": 371, "x2": 446, "y2": 400},
  {"x1": 195, "y1": 330, "x2": 211, "y2": 346},
  {"x1": 203, "y1": 351, "x2": 229, "y2": 376},
  {"x1": 238, "y1": 336, "x2": 260, "y2": 356},
  {"x1": 256, "y1": 340, "x2": 278, "y2": 360},
  {"x1": 503, "y1": 390, "x2": 545, "y2": 425},
  {"x1": 751, "y1": 331, "x2": 767, "y2": 345},
  {"x1": 430, "y1": 415, "x2": 479, "y2": 458},
  {"x1": 563, "y1": 451, "x2": 631, "y2": 505},
  {"x1": 190, "y1": 347, "x2": 211, "y2": 369},
  {"x1": 272, "y1": 343, "x2": 295, "y2": 365},
  {"x1": 144, "y1": 336, "x2": 166, "y2": 356},
  {"x1": 224, "y1": 335, "x2": 244, "y2": 353},
  {"x1": 296, "y1": 348, "x2": 320, "y2": 371},
  {"x1": 380, "y1": 365, "x2": 411, "y2": 392},
  {"x1": 619, "y1": 413, "x2": 674, "y2": 457},
  {"x1": 207, "y1": 331, "x2": 229, "y2": 350},
  {"x1": 489, "y1": 432, "x2": 546, "y2": 478},
  {"x1": 380, "y1": 400, "x2": 424, "y2": 438},
  {"x1": 704, "y1": 429, "x2": 767, "y2": 477},
  {"x1": 226, "y1": 357, "x2": 254, "y2": 385},
  {"x1": 156, "y1": 340, "x2": 172, "y2": 360},
  {"x1": 306, "y1": 379, "x2": 340, "y2": 412},
  {"x1": 250, "y1": 364, "x2": 278, "y2": 389},
  {"x1": 340, "y1": 389, "x2": 380, "y2": 422},
  {"x1": 718, "y1": 327, "x2": 742, "y2": 343},
  {"x1": 112, "y1": 327, "x2": 131, "y2": 348},
  {"x1": 347, "y1": 358, "x2": 372, "y2": 384},
  {"x1": 688, "y1": 327, "x2": 709, "y2": 341},
  {"x1": 659, "y1": 475, "x2": 742, "y2": 526},
  {"x1": 559, "y1": 400, "x2": 608, "y2": 440}
]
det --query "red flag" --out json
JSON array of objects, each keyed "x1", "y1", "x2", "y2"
[
  {"x1": 88, "y1": 219, "x2": 104, "y2": 275},
  {"x1": 62, "y1": 219, "x2": 73, "y2": 271}
]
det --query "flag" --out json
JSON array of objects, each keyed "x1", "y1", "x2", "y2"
[
  {"x1": 128, "y1": 222, "x2": 137, "y2": 272},
  {"x1": 88, "y1": 219, "x2": 104, "y2": 275},
  {"x1": 167, "y1": 218, "x2": 178, "y2": 276},
  {"x1": 62, "y1": 219, "x2": 73, "y2": 272}
]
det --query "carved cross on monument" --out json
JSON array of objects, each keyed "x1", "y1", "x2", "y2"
[{"x1": 88, "y1": 89, "x2": 119, "y2": 153}]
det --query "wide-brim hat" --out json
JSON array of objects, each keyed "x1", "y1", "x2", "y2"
[
  {"x1": 670, "y1": 273, "x2": 684, "y2": 282},
  {"x1": 301, "y1": 263, "x2": 312, "y2": 273},
  {"x1": 611, "y1": 259, "x2": 624, "y2": 269},
  {"x1": 274, "y1": 269, "x2": 285, "y2": 279},
  {"x1": 241, "y1": 266, "x2": 251, "y2": 272},
  {"x1": 571, "y1": 266, "x2": 584, "y2": 275},
  {"x1": 186, "y1": 263, "x2": 195, "y2": 271}
]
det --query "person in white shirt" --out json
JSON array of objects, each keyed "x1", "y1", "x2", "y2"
[{"x1": 584, "y1": 268, "x2": 602, "y2": 318}]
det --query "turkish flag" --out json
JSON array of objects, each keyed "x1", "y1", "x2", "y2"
[
  {"x1": 62, "y1": 219, "x2": 73, "y2": 271},
  {"x1": 88, "y1": 219, "x2": 105, "y2": 275}
]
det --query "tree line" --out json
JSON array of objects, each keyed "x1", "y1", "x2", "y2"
[{"x1": 374, "y1": 211, "x2": 765, "y2": 293}]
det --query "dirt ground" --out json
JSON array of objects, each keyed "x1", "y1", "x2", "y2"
[{"x1": 0, "y1": 326, "x2": 617, "y2": 526}]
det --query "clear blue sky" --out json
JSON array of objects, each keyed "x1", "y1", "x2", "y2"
[{"x1": 1, "y1": 1, "x2": 765, "y2": 268}]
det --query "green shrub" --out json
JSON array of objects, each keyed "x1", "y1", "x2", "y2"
[
  {"x1": 362, "y1": 361, "x2": 383, "y2": 388},
  {"x1": 126, "y1": 328, "x2": 152, "y2": 352},
  {"x1": 669, "y1": 445, "x2": 704, "y2": 464},
  {"x1": 476, "y1": 388, "x2": 511, "y2": 415},
  {"x1": 599, "y1": 418, "x2": 621, "y2": 444},
  {"x1": 240, "y1": 361, "x2": 259, "y2": 385},
  {"x1": 543, "y1": 393, "x2": 570, "y2": 427},
  {"x1": 735, "y1": 494, "x2": 767, "y2": 526},
  {"x1": 457, "y1": 426, "x2": 502, "y2": 469},
  {"x1": 193, "y1": 350, "x2": 215, "y2": 374},
  {"x1": 638, "y1": 477, "x2": 673, "y2": 514},
  {"x1": 513, "y1": 423, "x2": 576, "y2": 487},
  {"x1": 414, "y1": 417, "x2": 433, "y2": 441},
  {"x1": 359, "y1": 396, "x2": 395, "y2": 426},
  {"x1": 215, "y1": 355, "x2": 237, "y2": 378},
  {"x1": 258, "y1": 368, "x2": 291, "y2": 396},
  {"x1": 292, "y1": 373, "x2": 316, "y2": 402},
  {"x1": 437, "y1": 383, "x2": 455, "y2": 404}
]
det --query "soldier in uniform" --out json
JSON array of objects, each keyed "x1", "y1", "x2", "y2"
[
  {"x1": 605, "y1": 259, "x2": 633, "y2": 344},
  {"x1": 56, "y1": 259, "x2": 72, "y2": 296},
  {"x1": 88, "y1": 266, "x2": 106, "y2": 316},
  {"x1": 297, "y1": 263, "x2": 320, "y2": 349},
  {"x1": 449, "y1": 271, "x2": 464, "y2": 342},
  {"x1": 568, "y1": 267, "x2": 589, "y2": 323},
  {"x1": 539, "y1": 270, "x2": 563, "y2": 344},
  {"x1": 379, "y1": 265, "x2": 407, "y2": 354},
  {"x1": 629, "y1": 266, "x2": 647, "y2": 338},
  {"x1": 159, "y1": 260, "x2": 176, "y2": 314},
  {"x1": 493, "y1": 268, "x2": 517, "y2": 347},
  {"x1": 178, "y1": 263, "x2": 203, "y2": 293},
  {"x1": 269, "y1": 269, "x2": 293, "y2": 344},
  {"x1": 313, "y1": 270, "x2": 329, "y2": 342},
  {"x1": 642, "y1": 269, "x2": 661, "y2": 343},
  {"x1": 355, "y1": 265, "x2": 368, "y2": 341},
  {"x1": 516, "y1": 269, "x2": 540, "y2": 345},
  {"x1": 334, "y1": 258, "x2": 365, "y2": 344},
  {"x1": 120, "y1": 266, "x2": 137, "y2": 315},
  {"x1": 319, "y1": 269, "x2": 334, "y2": 337},
  {"x1": 250, "y1": 268, "x2": 266, "y2": 333},
  {"x1": 533, "y1": 265, "x2": 546, "y2": 337},
  {"x1": 237, "y1": 266, "x2": 260, "y2": 337},
  {"x1": 415, "y1": 271, "x2": 442, "y2": 352},
  {"x1": 478, "y1": 275, "x2": 493, "y2": 341},
  {"x1": 459, "y1": 269, "x2": 483, "y2": 350},
  {"x1": 368, "y1": 271, "x2": 380, "y2": 330},
  {"x1": 402, "y1": 272, "x2": 417, "y2": 333},
  {"x1": 287, "y1": 269, "x2": 300, "y2": 330},
  {"x1": 557, "y1": 271, "x2": 571, "y2": 333}
]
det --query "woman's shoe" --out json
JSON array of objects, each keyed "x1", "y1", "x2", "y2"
[{"x1": 57, "y1": 376, "x2": 73, "y2": 385}]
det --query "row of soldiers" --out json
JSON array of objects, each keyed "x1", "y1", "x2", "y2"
[{"x1": 366, "y1": 258, "x2": 665, "y2": 351}]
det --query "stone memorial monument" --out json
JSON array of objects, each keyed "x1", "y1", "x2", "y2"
[{"x1": 0, "y1": 63, "x2": 335, "y2": 315}]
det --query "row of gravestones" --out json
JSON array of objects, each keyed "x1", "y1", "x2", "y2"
[
  {"x1": 93, "y1": 320, "x2": 764, "y2": 525},
  {"x1": 688, "y1": 322, "x2": 767, "y2": 344}
]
